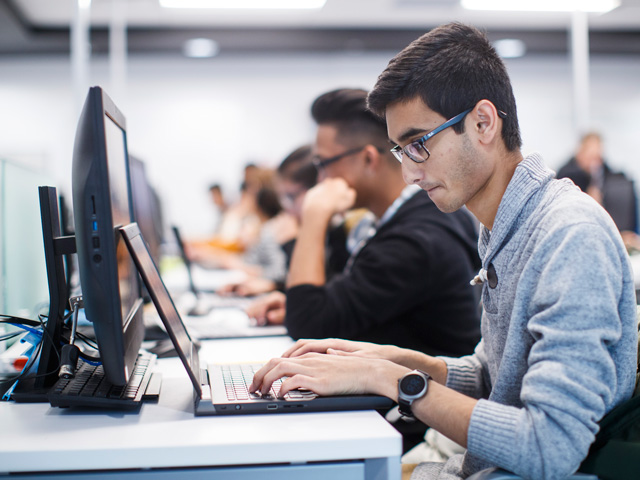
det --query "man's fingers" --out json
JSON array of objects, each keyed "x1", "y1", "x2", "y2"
[
  {"x1": 278, "y1": 374, "x2": 316, "y2": 397},
  {"x1": 265, "y1": 307, "x2": 285, "y2": 325}
]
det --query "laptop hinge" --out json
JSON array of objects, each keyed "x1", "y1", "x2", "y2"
[{"x1": 199, "y1": 368, "x2": 212, "y2": 401}]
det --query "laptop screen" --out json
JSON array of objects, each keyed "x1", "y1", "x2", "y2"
[
  {"x1": 120, "y1": 223, "x2": 202, "y2": 394},
  {"x1": 171, "y1": 225, "x2": 199, "y2": 297}
]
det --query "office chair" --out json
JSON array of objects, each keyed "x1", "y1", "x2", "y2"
[
  {"x1": 467, "y1": 308, "x2": 640, "y2": 480},
  {"x1": 603, "y1": 173, "x2": 637, "y2": 233}
]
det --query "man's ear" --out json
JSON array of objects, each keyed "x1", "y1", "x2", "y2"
[
  {"x1": 472, "y1": 100, "x2": 501, "y2": 146},
  {"x1": 361, "y1": 145, "x2": 381, "y2": 171}
]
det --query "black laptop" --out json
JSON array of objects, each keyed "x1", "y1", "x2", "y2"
[{"x1": 121, "y1": 223, "x2": 394, "y2": 416}]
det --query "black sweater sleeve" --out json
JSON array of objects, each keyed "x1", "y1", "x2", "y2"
[
  {"x1": 284, "y1": 192, "x2": 481, "y2": 357},
  {"x1": 285, "y1": 227, "x2": 435, "y2": 340}
]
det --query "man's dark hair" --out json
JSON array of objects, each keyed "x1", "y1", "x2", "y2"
[
  {"x1": 367, "y1": 22, "x2": 522, "y2": 152},
  {"x1": 256, "y1": 186, "x2": 282, "y2": 219},
  {"x1": 311, "y1": 88, "x2": 389, "y2": 150},
  {"x1": 277, "y1": 145, "x2": 317, "y2": 190}
]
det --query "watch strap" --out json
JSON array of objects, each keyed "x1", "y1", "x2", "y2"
[{"x1": 398, "y1": 397, "x2": 414, "y2": 417}]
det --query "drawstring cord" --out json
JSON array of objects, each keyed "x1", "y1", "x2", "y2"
[{"x1": 470, "y1": 268, "x2": 488, "y2": 286}]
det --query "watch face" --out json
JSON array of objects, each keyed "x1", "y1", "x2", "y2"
[{"x1": 400, "y1": 374, "x2": 426, "y2": 396}]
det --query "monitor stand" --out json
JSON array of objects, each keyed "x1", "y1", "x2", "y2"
[{"x1": 11, "y1": 186, "x2": 76, "y2": 402}]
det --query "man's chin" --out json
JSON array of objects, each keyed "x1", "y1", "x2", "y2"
[{"x1": 426, "y1": 191, "x2": 462, "y2": 214}]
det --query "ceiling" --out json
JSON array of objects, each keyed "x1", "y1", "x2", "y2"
[{"x1": 2, "y1": 0, "x2": 640, "y2": 57}]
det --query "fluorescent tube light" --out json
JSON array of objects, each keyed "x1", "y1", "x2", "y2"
[
  {"x1": 493, "y1": 39, "x2": 526, "y2": 58},
  {"x1": 160, "y1": 0, "x2": 326, "y2": 9},
  {"x1": 183, "y1": 38, "x2": 219, "y2": 58},
  {"x1": 461, "y1": 0, "x2": 620, "y2": 13}
]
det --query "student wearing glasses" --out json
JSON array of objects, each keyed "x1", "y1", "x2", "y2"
[
  {"x1": 227, "y1": 144, "x2": 352, "y2": 299},
  {"x1": 251, "y1": 23, "x2": 638, "y2": 480},
  {"x1": 254, "y1": 87, "x2": 482, "y2": 359}
]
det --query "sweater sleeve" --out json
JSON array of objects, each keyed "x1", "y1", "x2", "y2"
[
  {"x1": 466, "y1": 223, "x2": 637, "y2": 479},
  {"x1": 285, "y1": 230, "x2": 433, "y2": 340},
  {"x1": 442, "y1": 339, "x2": 490, "y2": 399}
]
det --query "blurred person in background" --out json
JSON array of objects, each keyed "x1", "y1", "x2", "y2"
[
  {"x1": 188, "y1": 166, "x2": 292, "y2": 285},
  {"x1": 223, "y1": 144, "x2": 352, "y2": 297},
  {"x1": 557, "y1": 131, "x2": 640, "y2": 250},
  {"x1": 208, "y1": 183, "x2": 228, "y2": 234}
]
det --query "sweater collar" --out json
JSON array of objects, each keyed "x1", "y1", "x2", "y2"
[{"x1": 478, "y1": 153, "x2": 555, "y2": 264}]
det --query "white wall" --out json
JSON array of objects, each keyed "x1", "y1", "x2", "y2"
[{"x1": 1, "y1": 51, "x2": 639, "y2": 237}]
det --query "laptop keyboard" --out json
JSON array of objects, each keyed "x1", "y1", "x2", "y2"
[
  {"x1": 221, "y1": 363, "x2": 317, "y2": 401},
  {"x1": 222, "y1": 364, "x2": 279, "y2": 400}
]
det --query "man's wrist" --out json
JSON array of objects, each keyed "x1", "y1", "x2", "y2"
[
  {"x1": 393, "y1": 349, "x2": 448, "y2": 384},
  {"x1": 301, "y1": 202, "x2": 335, "y2": 225},
  {"x1": 366, "y1": 360, "x2": 410, "y2": 400}
]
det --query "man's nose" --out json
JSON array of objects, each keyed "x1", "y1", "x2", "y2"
[{"x1": 401, "y1": 160, "x2": 423, "y2": 185}]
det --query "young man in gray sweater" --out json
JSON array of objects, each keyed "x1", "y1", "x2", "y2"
[{"x1": 250, "y1": 23, "x2": 638, "y2": 479}]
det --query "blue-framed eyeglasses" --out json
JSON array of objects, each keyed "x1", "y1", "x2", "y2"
[{"x1": 391, "y1": 108, "x2": 473, "y2": 164}]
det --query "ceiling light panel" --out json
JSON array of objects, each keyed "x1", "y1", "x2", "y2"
[
  {"x1": 160, "y1": 0, "x2": 327, "y2": 9},
  {"x1": 461, "y1": 0, "x2": 620, "y2": 13}
]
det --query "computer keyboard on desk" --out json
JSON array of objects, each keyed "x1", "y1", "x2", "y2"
[{"x1": 48, "y1": 351, "x2": 159, "y2": 409}]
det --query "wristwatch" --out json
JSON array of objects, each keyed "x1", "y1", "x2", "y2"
[{"x1": 397, "y1": 370, "x2": 430, "y2": 418}]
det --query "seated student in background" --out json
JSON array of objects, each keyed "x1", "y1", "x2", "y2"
[
  {"x1": 190, "y1": 170, "x2": 294, "y2": 286},
  {"x1": 557, "y1": 131, "x2": 640, "y2": 250},
  {"x1": 220, "y1": 144, "x2": 350, "y2": 297},
  {"x1": 252, "y1": 88, "x2": 482, "y2": 358},
  {"x1": 204, "y1": 165, "x2": 262, "y2": 252},
  {"x1": 275, "y1": 144, "x2": 352, "y2": 278},
  {"x1": 250, "y1": 23, "x2": 638, "y2": 480},
  {"x1": 198, "y1": 163, "x2": 275, "y2": 254},
  {"x1": 208, "y1": 183, "x2": 228, "y2": 233}
]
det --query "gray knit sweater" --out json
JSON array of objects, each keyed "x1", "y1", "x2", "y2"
[{"x1": 413, "y1": 153, "x2": 638, "y2": 480}]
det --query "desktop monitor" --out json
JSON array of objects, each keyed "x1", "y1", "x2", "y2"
[
  {"x1": 72, "y1": 86, "x2": 144, "y2": 386},
  {"x1": 129, "y1": 155, "x2": 164, "y2": 267}
]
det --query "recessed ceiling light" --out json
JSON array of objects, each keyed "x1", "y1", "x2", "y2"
[
  {"x1": 461, "y1": 0, "x2": 620, "y2": 13},
  {"x1": 493, "y1": 39, "x2": 526, "y2": 58},
  {"x1": 160, "y1": 0, "x2": 326, "y2": 9},
  {"x1": 183, "y1": 38, "x2": 220, "y2": 58}
]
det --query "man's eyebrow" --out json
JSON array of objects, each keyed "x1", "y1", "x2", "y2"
[{"x1": 392, "y1": 127, "x2": 428, "y2": 146}]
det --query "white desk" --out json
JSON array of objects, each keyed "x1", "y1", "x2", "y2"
[{"x1": 0, "y1": 336, "x2": 402, "y2": 479}]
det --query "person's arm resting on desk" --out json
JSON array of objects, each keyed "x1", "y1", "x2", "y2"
[{"x1": 250, "y1": 338, "x2": 476, "y2": 447}]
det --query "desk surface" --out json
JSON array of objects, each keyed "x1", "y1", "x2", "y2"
[{"x1": 0, "y1": 336, "x2": 402, "y2": 475}]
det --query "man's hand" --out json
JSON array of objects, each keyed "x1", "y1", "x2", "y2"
[
  {"x1": 219, "y1": 277, "x2": 277, "y2": 297},
  {"x1": 282, "y1": 338, "x2": 400, "y2": 362},
  {"x1": 249, "y1": 352, "x2": 408, "y2": 399},
  {"x1": 287, "y1": 178, "x2": 357, "y2": 288},
  {"x1": 244, "y1": 291, "x2": 286, "y2": 325},
  {"x1": 283, "y1": 338, "x2": 449, "y2": 384},
  {"x1": 302, "y1": 177, "x2": 357, "y2": 221}
]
